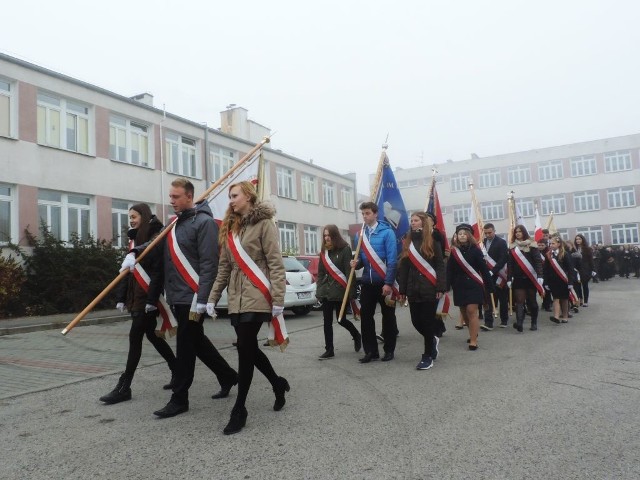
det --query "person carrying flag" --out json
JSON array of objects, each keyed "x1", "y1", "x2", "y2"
[{"x1": 480, "y1": 223, "x2": 509, "y2": 330}]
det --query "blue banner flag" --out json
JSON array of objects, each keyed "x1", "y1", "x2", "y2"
[{"x1": 374, "y1": 155, "x2": 409, "y2": 249}]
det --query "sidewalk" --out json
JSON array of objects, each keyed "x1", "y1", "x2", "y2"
[{"x1": 0, "y1": 309, "x2": 129, "y2": 336}]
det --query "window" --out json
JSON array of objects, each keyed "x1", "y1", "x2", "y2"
[
  {"x1": 210, "y1": 145, "x2": 236, "y2": 181},
  {"x1": 341, "y1": 186, "x2": 354, "y2": 211},
  {"x1": 478, "y1": 169, "x2": 501, "y2": 189},
  {"x1": 398, "y1": 178, "x2": 421, "y2": 188},
  {"x1": 540, "y1": 194, "x2": 566, "y2": 215},
  {"x1": 555, "y1": 229, "x2": 569, "y2": 241},
  {"x1": 573, "y1": 191, "x2": 600, "y2": 212},
  {"x1": 611, "y1": 224, "x2": 639, "y2": 245},
  {"x1": 570, "y1": 155, "x2": 597, "y2": 177},
  {"x1": 322, "y1": 181, "x2": 336, "y2": 208},
  {"x1": 453, "y1": 204, "x2": 470, "y2": 224},
  {"x1": 516, "y1": 198, "x2": 535, "y2": 218},
  {"x1": 112, "y1": 200, "x2": 132, "y2": 248},
  {"x1": 278, "y1": 221, "x2": 297, "y2": 253},
  {"x1": 538, "y1": 160, "x2": 563, "y2": 181},
  {"x1": 481, "y1": 201, "x2": 504, "y2": 221},
  {"x1": 576, "y1": 226, "x2": 603, "y2": 246},
  {"x1": 38, "y1": 190, "x2": 92, "y2": 242},
  {"x1": 450, "y1": 173, "x2": 470, "y2": 192},
  {"x1": 165, "y1": 132, "x2": 198, "y2": 177},
  {"x1": 607, "y1": 186, "x2": 636, "y2": 209},
  {"x1": 301, "y1": 174, "x2": 317, "y2": 203},
  {"x1": 276, "y1": 166, "x2": 295, "y2": 199},
  {"x1": 604, "y1": 150, "x2": 632, "y2": 173},
  {"x1": 0, "y1": 184, "x2": 14, "y2": 243},
  {"x1": 109, "y1": 115, "x2": 150, "y2": 166},
  {"x1": 37, "y1": 92, "x2": 90, "y2": 153},
  {"x1": 0, "y1": 78, "x2": 14, "y2": 138},
  {"x1": 304, "y1": 225, "x2": 320, "y2": 255},
  {"x1": 508, "y1": 165, "x2": 531, "y2": 185}
]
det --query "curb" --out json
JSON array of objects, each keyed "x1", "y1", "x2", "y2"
[{"x1": 0, "y1": 314, "x2": 130, "y2": 336}]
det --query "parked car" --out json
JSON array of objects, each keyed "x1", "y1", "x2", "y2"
[
  {"x1": 309, "y1": 252, "x2": 362, "y2": 312},
  {"x1": 215, "y1": 256, "x2": 316, "y2": 316},
  {"x1": 295, "y1": 255, "x2": 319, "y2": 282}
]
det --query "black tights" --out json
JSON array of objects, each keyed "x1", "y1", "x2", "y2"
[
  {"x1": 233, "y1": 321, "x2": 279, "y2": 411},
  {"x1": 124, "y1": 311, "x2": 176, "y2": 379},
  {"x1": 513, "y1": 288, "x2": 538, "y2": 321},
  {"x1": 322, "y1": 300, "x2": 359, "y2": 350}
]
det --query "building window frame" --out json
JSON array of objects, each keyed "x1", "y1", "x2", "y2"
[
  {"x1": 37, "y1": 190, "x2": 93, "y2": 243},
  {"x1": 0, "y1": 183, "x2": 16, "y2": 244},
  {"x1": 576, "y1": 226, "x2": 603, "y2": 246},
  {"x1": 303, "y1": 225, "x2": 320, "y2": 255},
  {"x1": 209, "y1": 144, "x2": 236, "y2": 182},
  {"x1": 480, "y1": 201, "x2": 505, "y2": 221},
  {"x1": 37, "y1": 91, "x2": 91, "y2": 154},
  {"x1": 538, "y1": 160, "x2": 563, "y2": 182},
  {"x1": 453, "y1": 204, "x2": 470, "y2": 224},
  {"x1": 0, "y1": 77, "x2": 16, "y2": 138},
  {"x1": 604, "y1": 150, "x2": 632, "y2": 173},
  {"x1": 341, "y1": 186, "x2": 354, "y2": 212},
  {"x1": 570, "y1": 155, "x2": 597, "y2": 177},
  {"x1": 322, "y1": 180, "x2": 336, "y2": 208},
  {"x1": 507, "y1": 165, "x2": 531, "y2": 185},
  {"x1": 610, "y1": 223, "x2": 639, "y2": 245},
  {"x1": 516, "y1": 198, "x2": 535, "y2": 218},
  {"x1": 111, "y1": 200, "x2": 134, "y2": 248},
  {"x1": 607, "y1": 186, "x2": 636, "y2": 209},
  {"x1": 450, "y1": 172, "x2": 470, "y2": 192},
  {"x1": 540, "y1": 194, "x2": 567, "y2": 215},
  {"x1": 573, "y1": 191, "x2": 600, "y2": 213},
  {"x1": 278, "y1": 221, "x2": 297, "y2": 253},
  {"x1": 165, "y1": 132, "x2": 199, "y2": 178},
  {"x1": 477, "y1": 169, "x2": 501, "y2": 189},
  {"x1": 300, "y1": 174, "x2": 317, "y2": 204},
  {"x1": 276, "y1": 166, "x2": 296, "y2": 199},
  {"x1": 109, "y1": 115, "x2": 151, "y2": 167}
]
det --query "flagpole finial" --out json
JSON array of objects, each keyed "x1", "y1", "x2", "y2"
[
  {"x1": 382, "y1": 133, "x2": 389, "y2": 150},
  {"x1": 262, "y1": 135, "x2": 271, "y2": 144},
  {"x1": 431, "y1": 167, "x2": 438, "y2": 176},
  {"x1": 507, "y1": 190, "x2": 514, "y2": 200},
  {"x1": 468, "y1": 179, "x2": 474, "y2": 188}
]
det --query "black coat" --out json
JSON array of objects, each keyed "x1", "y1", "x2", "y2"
[
  {"x1": 507, "y1": 241, "x2": 543, "y2": 288},
  {"x1": 543, "y1": 251, "x2": 574, "y2": 299},
  {"x1": 397, "y1": 231, "x2": 446, "y2": 302},
  {"x1": 446, "y1": 244, "x2": 493, "y2": 306},
  {"x1": 483, "y1": 235, "x2": 508, "y2": 278}
]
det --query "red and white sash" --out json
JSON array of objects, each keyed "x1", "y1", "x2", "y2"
[
  {"x1": 408, "y1": 242, "x2": 437, "y2": 287},
  {"x1": 166, "y1": 220, "x2": 200, "y2": 313},
  {"x1": 451, "y1": 247, "x2": 484, "y2": 288},
  {"x1": 129, "y1": 239, "x2": 177, "y2": 336},
  {"x1": 360, "y1": 227, "x2": 400, "y2": 296},
  {"x1": 481, "y1": 244, "x2": 508, "y2": 288},
  {"x1": 436, "y1": 292, "x2": 451, "y2": 316},
  {"x1": 228, "y1": 232, "x2": 289, "y2": 350},
  {"x1": 549, "y1": 257, "x2": 579, "y2": 303},
  {"x1": 511, "y1": 247, "x2": 544, "y2": 296},
  {"x1": 320, "y1": 250, "x2": 347, "y2": 288}
]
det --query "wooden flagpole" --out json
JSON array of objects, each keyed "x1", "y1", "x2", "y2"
[
  {"x1": 507, "y1": 191, "x2": 515, "y2": 316},
  {"x1": 61, "y1": 136, "x2": 271, "y2": 335}
]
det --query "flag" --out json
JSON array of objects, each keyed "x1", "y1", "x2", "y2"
[
  {"x1": 426, "y1": 179, "x2": 450, "y2": 252},
  {"x1": 468, "y1": 204, "x2": 481, "y2": 241},
  {"x1": 546, "y1": 212, "x2": 558, "y2": 235},
  {"x1": 468, "y1": 183, "x2": 483, "y2": 241},
  {"x1": 515, "y1": 202, "x2": 526, "y2": 230},
  {"x1": 534, "y1": 205, "x2": 543, "y2": 242},
  {"x1": 374, "y1": 154, "x2": 409, "y2": 250},
  {"x1": 207, "y1": 151, "x2": 262, "y2": 222}
]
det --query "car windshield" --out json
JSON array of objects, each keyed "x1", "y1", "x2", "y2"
[
  {"x1": 283, "y1": 257, "x2": 307, "y2": 272},
  {"x1": 298, "y1": 259, "x2": 311, "y2": 269}
]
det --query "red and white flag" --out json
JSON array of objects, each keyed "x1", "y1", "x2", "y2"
[
  {"x1": 468, "y1": 204, "x2": 481, "y2": 241},
  {"x1": 534, "y1": 205, "x2": 543, "y2": 242}
]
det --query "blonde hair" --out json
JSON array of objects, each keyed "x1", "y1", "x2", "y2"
[{"x1": 218, "y1": 181, "x2": 258, "y2": 246}]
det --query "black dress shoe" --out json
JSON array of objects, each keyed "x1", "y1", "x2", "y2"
[
  {"x1": 359, "y1": 352, "x2": 379, "y2": 363},
  {"x1": 153, "y1": 401, "x2": 188, "y2": 418},
  {"x1": 381, "y1": 352, "x2": 394, "y2": 362},
  {"x1": 212, "y1": 377, "x2": 238, "y2": 399},
  {"x1": 273, "y1": 377, "x2": 290, "y2": 411},
  {"x1": 223, "y1": 407, "x2": 248, "y2": 435}
]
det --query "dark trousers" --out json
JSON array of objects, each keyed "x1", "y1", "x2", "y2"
[
  {"x1": 322, "y1": 300, "x2": 360, "y2": 350},
  {"x1": 124, "y1": 311, "x2": 176, "y2": 379},
  {"x1": 408, "y1": 301, "x2": 437, "y2": 357},
  {"x1": 483, "y1": 286, "x2": 509, "y2": 327},
  {"x1": 578, "y1": 279, "x2": 591, "y2": 304},
  {"x1": 360, "y1": 283, "x2": 397, "y2": 355},
  {"x1": 170, "y1": 304, "x2": 237, "y2": 406}
]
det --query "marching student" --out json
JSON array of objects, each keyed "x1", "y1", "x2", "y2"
[
  {"x1": 544, "y1": 235, "x2": 575, "y2": 324},
  {"x1": 100, "y1": 203, "x2": 176, "y2": 405},
  {"x1": 480, "y1": 223, "x2": 509, "y2": 330},
  {"x1": 446, "y1": 224, "x2": 494, "y2": 350},
  {"x1": 315, "y1": 224, "x2": 362, "y2": 359},
  {"x1": 208, "y1": 181, "x2": 289, "y2": 435},
  {"x1": 507, "y1": 225, "x2": 544, "y2": 332},
  {"x1": 397, "y1": 213, "x2": 446, "y2": 369},
  {"x1": 426, "y1": 212, "x2": 448, "y2": 337}
]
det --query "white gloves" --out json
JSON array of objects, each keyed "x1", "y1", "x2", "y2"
[
  {"x1": 145, "y1": 304, "x2": 157, "y2": 313},
  {"x1": 196, "y1": 303, "x2": 207, "y2": 314},
  {"x1": 272, "y1": 305, "x2": 284, "y2": 317},
  {"x1": 592, "y1": 271, "x2": 597, "y2": 277},
  {"x1": 116, "y1": 302, "x2": 126, "y2": 313},
  {"x1": 206, "y1": 303, "x2": 216, "y2": 317},
  {"x1": 120, "y1": 252, "x2": 136, "y2": 272},
  {"x1": 568, "y1": 284, "x2": 575, "y2": 290},
  {"x1": 507, "y1": 281, "x2": 512, "y2": 289},
  {"x1": 537, "y1": 278, "x2": 544, "y2": 288}
]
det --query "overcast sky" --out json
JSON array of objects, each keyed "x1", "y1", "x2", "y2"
[{"x1": 3, "y1": 0, "x2": 640, "y2": 193}]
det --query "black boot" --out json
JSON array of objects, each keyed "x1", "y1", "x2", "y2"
[
  {"x1": 223, "y1": 406, "x2": 248, "y2": 435},
  {"x1": 530, "y1": 319, "x2": 538, "y2": 331},
  {"x1": 99, "y1": 374, "x2": 132, "y2": 404},
  {"x1": 515, "y1": 305, "x2": 524, "y2": 333},
  {"x1": 353, "y1": 332, "x2": 362, "y2": 352},
  {"x1": 163, "y1": 369, "x2": 177, "y2": 390},
  {"x1": 319, "y1": 348, "x2": 335, "y2": 359},
  {"x1": 273, "y1": 377, "x2": 290, "y2": 411}
]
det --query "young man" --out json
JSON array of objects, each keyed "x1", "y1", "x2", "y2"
[
  {"x1": 350, "y1": 202, "x2": 398, "y2": 363},
  {"x1": 481, "y1": 223, "x2": 509, "y2": 329}
]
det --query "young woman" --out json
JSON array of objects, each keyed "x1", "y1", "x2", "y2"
[
  {"x1": 544, "y1": 236, "x2": 575, "y2": 323},
  {"x1": 315, "y1": 224, "x2": 362, "y2": 359},
  {"x1": 397, "y1": 213, "x2": 446, "y2": 368},
  {"x1": 100, "y1": 203, "x2": 176, "y2": 405},
  {"x1": 507, "y1": 225, "x2": 543, "y2": 332},
  {"x1": 208, "y1": 181, "x2": 289, "y2": 435},
  {"x1": 446, "y1": 224, "x2": 493, "y2": 350}
]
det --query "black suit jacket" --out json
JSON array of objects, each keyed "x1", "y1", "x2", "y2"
[{"x1": 483, "y1": 235, "x2": 508, "y2": 277}]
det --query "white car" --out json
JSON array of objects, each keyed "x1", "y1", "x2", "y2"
[{"x1": 214, "y1": 256, "x2": 317, "y2": 316}]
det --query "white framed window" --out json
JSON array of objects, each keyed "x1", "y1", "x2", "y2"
[
  {"x1": 540, "y1": 194, "x2": 566, "y2": 215},
  {"x1": 604, "y1": 150, "x2": 632, "y2": 173},
  {"x1": 0, "y1": 184, "x2": 15, "y2": 244},
  {"x1": 576, "y1": 226, "x2": 603, "y2": 246},
  {"x1": 573, "y1": 191, "x2": 600, "y2": 212},
  {"x1": 38, "y1": 190, "x2": 92, "y2": 242},
  {"x1": 341, "y1": 186, "x2": 354, "y2": 211},
  {"x1": 450, "y1": 173, "x2": 470, "y2": 192},
  {"x1": 478, "y1": 169, "x2": 501, "y2": 189},
  {"x1": 555, "y1": 229, "x2": 569, "y2": 241},
  {"x1": 278, "y1": 221, "x2": 297, "y2": 253},
  {"x1": 0, "y1": 78, "x2": 15, "y2": 138},
  {"x1": 516, "y1": 198, "x2": 535, "y2": 218},
  {"x1": 322, "y1": 181, "x2": 336, "y2": 208},
  {"x1": 209, "y1": 145, "x2": 236, "y2": 182},
  {"x1": 508, "y1": 165, "x2": 531, "y2": 185},
  {"x1": 276, "y1": 166, "x2": 295, "y2": 199},
  {"x1": 570, "y1": 155, "x2": 597, "y2": 177},
  {"x1": 112, "y1": 200, "x2": 133, "y2": 248},
  {"x1": 398, "y1": 178, "x2": 420, "y2": 188},
  {"x1": 37, "y1": 92, "x2": 90, "y2": 154},
  {"x1": 109, "y1": 115, "x2": 150, "y2": 167},
  {"x1": 607, "y1": 186, "x2": 636, "y2": 209},
  {"x1": 481, "y1": 201, "x2": 504, "y2": 221},
  {"x1": 611, "y1": 223, "x2": 639, "y2": 245},
  {"x1": 304, "y1": 225, "x2": 320, "y2": 255},
  {"x1": 453, "y1": 204, "x2": 470, "y2": 224},
  {"x1": 538, "y1": 160, "x2": 563, "y2": 181},
  {"x1": 165, "y1": 132, "x2": 198, "y2": 177},
  {"x1": 301, "y1": 174, "x2": 317, "y2": 203}
]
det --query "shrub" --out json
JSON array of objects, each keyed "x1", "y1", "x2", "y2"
[{"x1": 0, "y1": 253, "x2": 26, "y2": 317}]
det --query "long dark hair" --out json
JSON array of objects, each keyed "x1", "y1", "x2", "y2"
[
  {"x1": 321, "y1": 224, "x2": 348, "y2": 253},
  {"x1": 574, "y1": 234, "x2": 593, "y2": 262},
  {"x1": 512, "y1": 224, "x2": 531, "y2": 241},
  {"x1": 130, "y1": 203, "x2": 153, "y2": 244}
]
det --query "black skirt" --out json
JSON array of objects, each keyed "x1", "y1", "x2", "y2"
[{"x1": 229, "y1": 311, "x2": 271, "y2": 327}]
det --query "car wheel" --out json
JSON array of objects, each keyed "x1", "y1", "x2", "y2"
[
  {"x1": 291, "y1": 305, "x2": 312, "y2": 316},
  {"x1": 312, "y1": 298, "x2": 323, "y2": 311}
]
